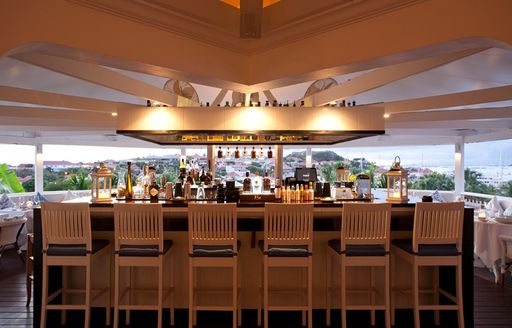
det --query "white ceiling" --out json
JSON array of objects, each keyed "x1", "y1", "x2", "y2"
[{"x1": 1, "y1": 1, "x2": 511, "y2": 148}]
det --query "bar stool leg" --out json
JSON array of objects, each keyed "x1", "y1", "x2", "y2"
[
  {"x1": 170, "y1": 252, "x2": 175, "y2": 327},
  {"x1": 456, "y1": 258, "x2": 465, "y2": 328},
  {"x1": 326, "y1": 250, "x2": 331, "y2": 326},
  {"x1": 263, "y1": 256, "x2": 269, "y2": 328},
  {"x1": 413, "y1": 261, "x2": 420, "y2": 328},
  {"x1": 370, "y1": 266, "x2": 375, "y2": 326},
  {"x1": 40, "y1": 259, "x2": 48, "y2": 328},
  {"x1": 385, "y1": 256, "x2": 391, "y2": 328},
  {"x1": 233, "y1": 259, "x2": 237, "y2": 328},
  {"x1": 308, "y1": 257, "x2": 313, "y2": 328},
  {"x1": 106, "y1": 252, "x2": 111, "y2": 326},
  {"x1": 390, "y1": 251, "x2": 396, "y2": 327},
  {"x1": 433, "y1": 266, "x2": 440, "y2": 325},
  {"x1": 158, "y1": 260, "x2": 163, "y2": 328},
  {"x1": 85, "y1": 261, "x2": 91, "y2": 328},
  {"x1": 188, "y1": 259, "x2": 194, "y2": 328},
  {"x1": 114, "y1": 256, "x2": 120, "y2": 328},
  {"x1": 341, "y1": 257, "x2": 347, "y2": 328},
  {"x1": 126, "y1": 267, "x2": 132, "y2": 326},
  {"x1": 61, "y1": 266, "x2": 67, "y2": 325}
]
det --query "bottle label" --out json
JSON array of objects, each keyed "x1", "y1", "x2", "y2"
[{"x1": 150, "y1": 188, "x2": 159, "y2": 197}]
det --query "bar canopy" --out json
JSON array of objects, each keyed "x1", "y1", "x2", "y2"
[{"x1": 116, "y1": 105, "x2": 385, "y2": 145}]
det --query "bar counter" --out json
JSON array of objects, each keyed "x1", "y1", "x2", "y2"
[{"x1": 32, "y1": 199, "x2": 474, "y2": 327}]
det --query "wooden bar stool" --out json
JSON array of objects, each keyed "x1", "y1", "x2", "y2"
[
  {"x1": 260, "y1": 203, "x2": 314, "y2": 328},
  {"x1": 188, "y1": 203, "x2": 240, "y2": 328},
  {"x1": 391, "y1": 202, "x2": 464, "y2": 328},
  {"x1": 40, "y1": 202, "x2": 111, "y2": 328},
  {"x1": 326, "y1": 202, "x2": 391, "y2": 328},
  {"x1": 113, "y1": 203, "x2": 174, "y2": 328}
]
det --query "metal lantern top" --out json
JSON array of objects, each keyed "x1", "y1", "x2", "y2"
[
  {"x1": 389, "y1": 156, "x2": 401, "y2": 171},
  {"x1": 387, "y1": 156, "x2": 407, "y2": 176},
  {"x1": 91, "y1": 162, "x2": 112, "y2": 177}
]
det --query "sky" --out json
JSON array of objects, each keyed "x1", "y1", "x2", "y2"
[{"x1": 1, "y1": 139, "x2": 510, "y2": 168}]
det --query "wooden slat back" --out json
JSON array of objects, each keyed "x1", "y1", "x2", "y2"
[
  {"x1": 341, "y1": 203, "x2": 391, "y2": 251},
  {"x1": 264, "y1": 203, "x2": 314, "y2": 251},
  {"x1": 41, "y1": 202, "x2": 91, "y2": 251},
  {"x1": 413, "y1": 202, "x2": 464, "y2": 253},
  {"x1": 188, "y1": 203, "x2": 237, "y2": 253},
  {"x1": 114, "y1": 203, "x2": 163, "y2": 252}
]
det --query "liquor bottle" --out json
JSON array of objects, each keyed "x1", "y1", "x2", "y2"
[
  {"x1": 274, "y1": 178, "x2": 282, "y2": 200},
  {"x1": 226, "y1": 146, "x2": 231, "y2": 160},
  {"x1": 259, "y1": 146, "x2": 265, "y2": 160},
  {"x1": 263, "y1": 171, "x2": 271, "y2": 192},
  {"x1": 308, "y1": 182, "x2": 315, "y2": 201},
  {"x1": 234, "y1": 146, "x2": 240, "y2": 159},
  {"x1": 242, "y1": 146, "x2": 248, "y2": 159},
  {"x1": 199, "y1": 167, "x2": 206, "y2": 183},
  {"x1": 304, "y1": 184, "x2": 309, "y2": 201},
  {"x1": 251, "y1": 146, "x2": 257, "y2": 159},
  {"x1": 267, "y1": 146, "x2": 273, "y2": 159},
  {"x1": 186, "y1": 171, "x2": 195, "y2": 185},
  {"x1": 149, "y1": 172, "x2": 159, "y2": 203},
  {"x1": 299, "y1": 184, "x2": 304, "y2": 201},
  {"x1": 290, "y1": 186, "x2": 296, "y2": 202},
  {"x1": 265, "y1": 100, "x2": 269, "y2": 106},
  {"x1": 243, "y1": 172, "x2": 252, "y2": 193},
  {"x1": 142, "y1": 165, "x2": 150, "y2": 198},
  {"x1": 125, "y1": 161, "x2": 133, "y2": 201},
  {"x1": 218, "y1": 146, "x2": 223, "y2": 158}
]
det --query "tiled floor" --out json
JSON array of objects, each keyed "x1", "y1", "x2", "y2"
[{"x1": 1, "y1": 248, "x2": 511, "y2": 327}]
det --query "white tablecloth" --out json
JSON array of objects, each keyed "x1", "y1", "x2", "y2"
[
  {"x1": 474, "y1": 218, "x2": 512, "y2": 274},
  {"x1": 0, "y1": 208, "x2": 33, "y2": 249}
]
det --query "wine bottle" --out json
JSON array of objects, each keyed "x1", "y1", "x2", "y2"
[
  {"x1": 267, "y1": 146, "x2": 273, "y2": 159},
  {"x1": 251, "y1": 146, "x2": 256, "y2": 159},
  {"x1": 125, "y1": 161, "x2": 133, "y2": 201},
  {"x1": 234, "y1": 146, "x2": 240, "y2": 159},
  {"x1": 263, "y1": 172, "x2": 271, "y2": 192},
  {"x1": 149, "y1": 172, "x2": 159, "y2": 203},
  {"x1": 243, "y1": 172, "x2": 252, "y2": 193}
]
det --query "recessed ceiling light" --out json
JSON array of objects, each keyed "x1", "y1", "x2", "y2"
[
  {"x1": 111, "y1": 112, "x2": 118, "y2": 117},
  {"x1": 383, "y1": 113, "x2": 390, "y2": 118}
]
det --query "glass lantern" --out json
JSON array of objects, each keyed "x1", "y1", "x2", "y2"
[
  {"x1": 91, "y1": 162, "x2": 113, "y2": 203},
  {"x1": 386, "y1": 156, "x2": 409, "y2": 203}
]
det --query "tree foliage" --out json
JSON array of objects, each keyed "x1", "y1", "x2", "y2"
[
  {"x1": 464, "y1": 168, "x2": 496, "y2": 195},
  {"x1": 410, "y1": 172, "x2": 454, "y2": 191},
  {"x1": 0, "y1": 163, "x2": 25, "y2": 193}
]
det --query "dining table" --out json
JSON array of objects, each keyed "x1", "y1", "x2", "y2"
[{"x1": 474, "y1": 216, "x2": 512, "y2": 283}]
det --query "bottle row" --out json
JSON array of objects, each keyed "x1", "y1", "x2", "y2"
[{"x1": 217, "y1": 146, "x2": 273, "y2": 160}]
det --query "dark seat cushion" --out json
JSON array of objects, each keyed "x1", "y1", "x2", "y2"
[
  {"x1": 328, "y1": 239, "x2": 387, "y2": 256},
  {"x1": 258, "y1": 240, "x2": 310, "y2": 257},
  {"x1": 191, "y1": 240, "x2": 242, "y2": 257},
  {"x1": 392, "y1": 239, "x2": 459, "y2": 256},
  {"x1": 118, "y1": 240, "x2": 173, "y2": 257},
  {"x1": 47, "y1": 239, "x2": 110, "y2": 256}
]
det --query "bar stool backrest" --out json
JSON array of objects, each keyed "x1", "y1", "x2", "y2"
[
  {"x1": 341, "y1": 203, "x2": 391, "y2": 252},
  {"x1": 264, "y1": 203, "x2": 314, "y2": 251},
  {"x1": 41, "y1": 202, "x2": 91, "y2": 252},
  {"x1": 114, "y1": 203, "x2": 163, "y2": 252},
  {"x1": 188, "y1": 203, "x2": 237, "y2": 253},
  {"x1": 412, "y1": 202, "x2": 464, "y2": 253}
]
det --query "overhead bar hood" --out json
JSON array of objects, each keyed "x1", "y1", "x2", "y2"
[{"x1": 116, "y1": 106, "x2": 385, "y2": 145}]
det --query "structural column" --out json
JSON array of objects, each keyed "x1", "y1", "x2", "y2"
[
  {"x1": 34, "y1": 143, "x2": 43, "y2": 194},
  {"x1": 274, "y1": 145, "x2": 283, "y2": 181},
  {"x1": 306, "y1": 146, "x2": 312, "y2": 167},
  {"x1": 454, "y1": 136, "x2": 465, "y2": 198}
]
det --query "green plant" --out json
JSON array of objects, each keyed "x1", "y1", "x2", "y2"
[{"x1": 0, "y1": 163, "x2": 25, "y2": 194}]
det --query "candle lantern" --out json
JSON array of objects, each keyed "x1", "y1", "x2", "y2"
[
  {"x1": 91, "y1": 162, "x2": 113, "y2": 203},
  {"x1": 386, "y1": 156, "x2": 409, "y2": 203}
]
